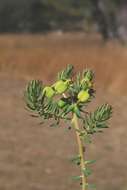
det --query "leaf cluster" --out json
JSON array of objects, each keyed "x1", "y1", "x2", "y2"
[
  {"x1": 57, "y1": 64, "x2": 74, "y2": 81},
  {"x1": 24, "y1": 79, "x2": 71, "y2": 126},
  {"x1": 25, "y1": 80, "x2": 43, "y2": 111},
  {"x1": 84, "y1": 103, "x2": 112, "y2": 134}
]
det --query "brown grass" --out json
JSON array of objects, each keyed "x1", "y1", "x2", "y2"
[{"x1": 0, "y1": 33, "x2": 127, "y2": 95}]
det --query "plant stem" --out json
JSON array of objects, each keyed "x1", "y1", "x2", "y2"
[{"x1": 72, "y1": 113, "x2": 87, "y2": 190}]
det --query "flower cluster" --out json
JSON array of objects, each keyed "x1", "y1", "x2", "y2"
[
  {"x1": 44, "y1": 66, "x2": 94, "y2": 107},
  {"x1": 25, "y1": 65, "x2": 97, "y2": 126}
]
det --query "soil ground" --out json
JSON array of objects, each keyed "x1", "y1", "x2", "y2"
[{"x1": 0, "y1": 33, "x2": 127, "y2": 190}]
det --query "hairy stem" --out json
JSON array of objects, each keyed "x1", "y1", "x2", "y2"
[{"x1": 72, "y1": 113, "x2": 87, "y2": 190}]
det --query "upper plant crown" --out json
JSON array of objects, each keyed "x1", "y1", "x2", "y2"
[{"x1": 25, "y1": 65, "x2": 112, "y2": 134}]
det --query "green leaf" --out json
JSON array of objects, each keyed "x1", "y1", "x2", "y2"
[
  {"x1": 73, "y1": 105, "x2": 81, "y2": 118},
  {"x1": 50, "y1": 123, "x2": 59, "y2": 128},
  {"x1": 25, "y1": 80, "x2": 43, "y2": 112},
  {"x1": 85, "y1": 160, "x2": 96, "y2": 165},
  {"x1": 81, "y1": 133, "x2": 91, "y2": 144},
  {"x1": 72, "y1": 175, "x2": 82, "y2": 181},
  {"x1": 71, "y1": 155, "x2": 81, "y2": 165},
  {"x1": 94, "y1": 103, "x2": 112, "y2": 122},
  {"x1": 96, "y1": 123, "x2": 108, "y2": 128},
  {"x1": 82, "y1": 168, "x2": 92, "y2": 177},
  {"x1": 57, "y1": 64, "x2": 73, "y2": 81},
  {"x1": 62, "y1": 104, "x2": 74, "y2": 117},
  {"x1": 84, "y1": 103, "x2": 112, "y2": 134},
  {"x1": 83, "y1": 70, "x2": 94, "y2": 81},
  {"x1": 86, "y1": 183, "x2": 96, "y2": 189}
]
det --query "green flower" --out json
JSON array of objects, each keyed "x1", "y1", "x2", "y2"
[
  {"x1": 42, "y1": 86, "x2": 55, "y2": 98},
  {"x1": 78, "y1": 90, "x2": 90, "y2": 102},
  {"x1": 53, "y1": 80, "x2": 70, "y2": 94}
]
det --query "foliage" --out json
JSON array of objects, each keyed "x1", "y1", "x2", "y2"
[
  {"x1": 0, "y1": 0, "x2": 126, "y2": 40},
  {"x1": 25, "y1": 65, "x2": 112, "y2": 189}
]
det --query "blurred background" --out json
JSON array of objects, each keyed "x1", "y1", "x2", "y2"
[{"x1": 0, "y1": 0, "x2": 127, "y2": 190}]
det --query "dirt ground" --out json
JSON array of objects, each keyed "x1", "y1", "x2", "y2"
[{"x1": 0, "y1": 33, "x2": 127, "y2": 190}]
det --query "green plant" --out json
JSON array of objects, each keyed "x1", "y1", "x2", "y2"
[{"x1": 24, "y1": 65, "x2": 112, "y2": 190}]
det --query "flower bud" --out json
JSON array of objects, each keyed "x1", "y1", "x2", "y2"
[
  {"x1": 42, "y1": 86, "x2": 55, "y2": 98},
  {"x1": 53, "y1": 80, "x2": 70, "y2": 94},
  {"x1": 57, "y1": 99, "x2": 66, "y2": 108},
  {"x1": 87, "y1": 81, "x2": 92, "y2": 88},
  {"x1": 78, "y1": 90, "x2": 90, "y2": 102}
]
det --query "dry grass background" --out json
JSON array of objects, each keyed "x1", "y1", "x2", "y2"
[
  {"x1": 0, "y1": 33, "x2": 127, "y2": 95},
  {"x1": 0, "y1": 33, "x2": 127, "y2": 190}
]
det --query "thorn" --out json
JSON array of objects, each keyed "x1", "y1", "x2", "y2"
[{"x1": 63, "y1": 93, "x2": 67, "y2": 98}]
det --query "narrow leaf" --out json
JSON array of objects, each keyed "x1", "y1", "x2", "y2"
[
  {"x1": 72, "y1": 175, "x2": 82, "y2": 181},
  {"x1": 86, "y1": 183, "x2": 96, "y2": 189},
  {"x1": 82, "y1": 168, "x2": 92, "y2": 177},
  {"x1": 71, "y1": 155, "x2": 81, "y2": 165},
  {"x1": 81, "y1": 134, "x2": 91, "y2": 144},
  {"x1": 85, "y1": 160, "x2": 96, "y2": 165}
]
